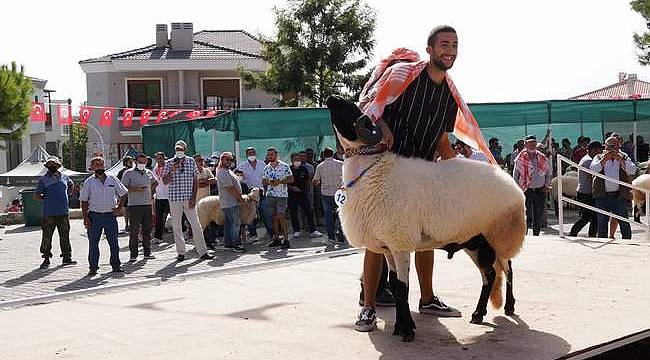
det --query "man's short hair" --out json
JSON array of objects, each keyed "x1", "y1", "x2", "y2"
[
  {"x1": 290, "y1": 152, "x2": 300, "y2": 160},
  {"x1": 193, "y1": 153, "x2": 203, "y2": 160},
  {"x1": 122, "y1": 156, "x2": 133, "y2": 166},
  {"x1": 427, "y1": 25, "x2": 457, "y2": 47},
  {"x1": 234, "y1": 169, "x2": 244, "y2": 175},
  {"x1": 588, "y1": 141, "x2": 603, "y2": 151},
  {"x1": 266, "y1": 147, "x2": 277, "y2": 154},
  {"x1": 136, "y1": 153, "x2": 147, "y2": 161},
  {"x1": 323, "y1": 148, "x2": 334, "y2": 157},
  {"x1": 154, "y1": 151, "x2": 165, "y2": 158}
]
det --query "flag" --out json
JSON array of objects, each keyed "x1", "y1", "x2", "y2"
[
  {"x1": 140, "y1": 109, "x2": 153, "y2": 126},
  {"x1": 79, "y1": 106, "x2": 92, "y2": 126},
  {"x1": 167, "y1": 110, "x2": 181, "y2": 119},
  {"x1": 57, "y1": 104, "x2": 72, "y2": 125},
  {"x1": 122, "y1": 108, "x2": 134, "y2": 127},
  {"x1": 185, "y1": 109, "x2": 202, "y2": 119},
  {"x1": 99, "y1": 107, "x2": 114, "y2": 127},
  {"x1": 156, "y1": 109, "x2": 168, "y2": 124},
  {"x1": 30, "y1": 102, "x2": 46, "y2": 122},
  {"x1": 205, "y1": 109, "x2": 218, "y2": 116}
]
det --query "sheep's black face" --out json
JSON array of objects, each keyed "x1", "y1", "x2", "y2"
[{"x1": 326, "y1": 95, "x2": 383, "y2": 145}]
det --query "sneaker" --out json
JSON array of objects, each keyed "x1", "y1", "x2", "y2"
[
  {"x1": 87, "y1": 268, "x2": 98, "y2": 277},
  {"x1": 62, "y1": 258, "x2": 77, "y2": 266},
  {"x1": 39, "y1": 258, "x2": 50, "y2": 269},
  {"x1": 144, "y1": 254, "x2": 156, "y2": 260},
  {"x1": 268, "y1": 239, "x2": 282, "y2": 247},
  {"x1": 112, "y1": 267, "x2": 124, "y2": 274},
  {"x1": 310, "y1": 230, "x2": 323, "y2": 238},
  {"x1": 248, "y1": 234, "x2": 258, "y2": 241},
  {"x1": 292, "y1": 231, "x2": 302, "y2": 239},
  {"x1": 280, "y1": 240, "x2": 290, "y2": 249},
  {"x1": 354, "y1": 307, "x2": 377, "y2": 332},
  {"x1": 232, "y1": 245, "x2": 246, "y2": 253},
  {"x1": 200, "y1": 253, "x2": 215, "y2": 260},
  {"x1": 152, "y1": 238, "x2": 162, "y2": 244},
  {"x1": 324, "y1": 238, "x2": 337, "y2": 246},
  {"x1": 359, "y1": 288, "x2": 396, "y2": 307},
  {"x1": 128, "y1": 257, "x2": 137, "y2": 263},
  {"x1": 176, "y1": 254, "x2": 185, "y2": 262},
  {"x1": 419, "y1": 295, "x2": 461, "y2": 317}
]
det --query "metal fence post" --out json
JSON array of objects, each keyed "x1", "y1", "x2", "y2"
[
  {"x1": 646, "y1": 192, "x2": 649, "y2": 243},
  {"x1": 558, "y1": 154, "x2": 564, "y2": 237}
]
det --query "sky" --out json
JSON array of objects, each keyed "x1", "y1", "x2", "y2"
[{"x1": 1, "y1": 0, "x2": 647, "y2": 105}]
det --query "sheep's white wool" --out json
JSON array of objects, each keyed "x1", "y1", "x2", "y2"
[
  {"x1": 631, "y1": 174, "x2": 650, "y2": 209},
  {"x1": 551, "y1": 174, "x2": 579, "y2": 201},
  {"x1": 339, "y1": 153, "x2": 526, "y2": 258},
  {"x1": 196, "y1": 188, "x2": 261, "y2": 231}
]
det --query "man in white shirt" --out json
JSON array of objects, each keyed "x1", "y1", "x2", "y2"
[
  {"x1": 590, "y1": 136, "x2": 636, "y2": 239},
  {"x1": 313, "y1": 148, "x2": 343, "y2": 244},
  {"x1": 152, "y1": 152, "x2": 169, "y2": 244},
  {"x1": 454, "y1": 140, "x2": 489, "y2": 162},
  {"x1": 236, "y1": 147, "x2": 271, "y2": 240}
]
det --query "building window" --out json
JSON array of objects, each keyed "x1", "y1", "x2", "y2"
[
  {"x1": 126, "y1": 80, "x2": 162, "y2": 109},
  {"x1": 46, "y1": 142, "x2": 58, "y2": 156},
  {"x1": 5, "y1": 140, "x2": 22, "y2": 171},
  {"x1": 61, "y1": 125, "x2": 70, "y2": 136},
  {"x1": 202, "y1": 79, "x2": 240, "y2": 110}
]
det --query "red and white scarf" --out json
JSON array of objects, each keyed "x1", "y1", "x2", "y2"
[
  {"x1": 514, "y1": 150, "x2": 550, "y2": 190},
  {"x1": 359, "y1": 48, "x2": 496, "y2": 164}
]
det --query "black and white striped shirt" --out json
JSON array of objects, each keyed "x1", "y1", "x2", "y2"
[{"x1": 383, "y1": 69, "x2": 458, "y2": 161}]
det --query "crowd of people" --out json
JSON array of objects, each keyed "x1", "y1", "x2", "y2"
[{"x1": 32, "y1": 141, "x2": 345, "y2": 276}]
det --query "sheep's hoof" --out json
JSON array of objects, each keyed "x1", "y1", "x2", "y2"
[
  {"x1": 401, "y1": 330, "x2": 415, "y2": 342},
  {"x1": 504, "y1": 301, "x2": 516, "y2": 316},
  {"x1": 470, "y1": 314, "x2": 484, "y2": 324}
]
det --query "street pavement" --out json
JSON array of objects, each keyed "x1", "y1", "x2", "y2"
[{"x1": 0, "y1": 217, "x2": 345, "y2": 303}]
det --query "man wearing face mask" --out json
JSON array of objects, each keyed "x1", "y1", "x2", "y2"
[
  {"x1": 162, "y1": 140, "x2": 214, "y2": 262},
  {"x1": 236, "y1": 147, "x2": 270, "y2": 241},
  {"x1": 121, "y1": 154, "x2": 157, "y2": 262},
  {"x1": 80, "y1": 157, "x2": 128, "y2": 276},
  {"x1": 216, "y1": 152, "x2": 247, "y2": 253},
  {"x1": 288, "y1": 153, "x2": 322, "y2": 239},
  {"x1": 590, "y1": 136, "x2": 636, "y2": 240},
  {"x1": 513, "y1": 135, "x2": 552, "y2": 236},
  {"x1": 33, "y1": 156, "x2": 77, "y2": 269}
]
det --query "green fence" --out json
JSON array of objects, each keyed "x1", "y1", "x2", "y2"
[{"x1": 142, "y1": 99, "x2": 650, "y2": 162}]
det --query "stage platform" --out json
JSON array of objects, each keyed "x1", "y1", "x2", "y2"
[{"x1": 0, "y1": 235, "x2": 648, "y2": 359}]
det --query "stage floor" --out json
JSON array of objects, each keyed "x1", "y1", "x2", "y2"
[{"x1": 0, "y1": 235, "x2": 648, "y2": 359}]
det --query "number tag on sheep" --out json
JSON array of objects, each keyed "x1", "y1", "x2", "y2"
[{"x1": 335, "y1": 189, "x2": 347, "y2": 206}]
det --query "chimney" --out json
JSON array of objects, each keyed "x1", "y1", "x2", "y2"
[
  {"x1": 155, "y1": 24, "x2": 168, "y2": 47},
  {"x1": 170, "y1": 22, "x2": 193, "y2": 51},
  {"x1": 618, "y1": 72, "x2": 627, "y2": 82},
  {"x1": 627, "y1": 73, "x2": 638, "y2": 82}
]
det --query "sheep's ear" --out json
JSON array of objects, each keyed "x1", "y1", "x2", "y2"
[{"x1": 355, "y1": 114, "x2": 383, "y2": 145}]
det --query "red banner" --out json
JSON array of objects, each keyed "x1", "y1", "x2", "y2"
[
  {"x1": 156, "y1": 109, "x2": 168, "y2": 124},
  {"x1": 79, "y1": 106, "x2": 92, "y2": 126},
  {"x1": 99, "y1": 107, "x2": 114, "y2": 127},
  {"x1": 57, "y1": 104, "x2": 72, "y2": 125},
  {"x1": 185, "y1": 109, "x2": 202, "y2": 119},
  {"x1": 205, "y1": 109, "x2": 218, "y2": 116},
  {"x1": 30, "y1": 102, "x2": 46, "y2": 122},
  {"x1": 140, "y1": 109, "x2": 153, "y2": 126},
  {"x1": 167, "y1": 110, "x2": 180, "y2": 119},
  {"x1": 122, "y1": 108, "x2": 134, "y2": 127}
]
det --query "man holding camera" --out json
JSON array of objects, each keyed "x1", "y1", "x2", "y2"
[{"x1": 590, "y1": 136, "x2": 636, "y2": 239}]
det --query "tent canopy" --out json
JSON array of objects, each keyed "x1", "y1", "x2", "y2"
[
  {"x1": 0, "y1": 146, "x2": 90, "y2": 186},
  {"x1": 141, "y1": 99, "x2": 650, "y2": 160}
]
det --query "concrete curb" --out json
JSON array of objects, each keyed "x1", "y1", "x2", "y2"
[{"x1": 0, "y1": 247, "x2": 361, "y2": 310}]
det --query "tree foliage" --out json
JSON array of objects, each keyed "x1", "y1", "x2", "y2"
[
  {"x1": 62, "y1": 124, "x2": 88, "y2": 172},
  {"x1": 241, "y1": 0, "x2": 376, "y2": 106},
  {"x1": 0, "y1": 62, "x2": 32, "y2": 145},
  {"x1": 631, "y1": 0, "x2": 650, "y2": 65}
]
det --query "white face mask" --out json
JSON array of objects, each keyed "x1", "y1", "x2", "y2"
[
  {"x1": 176, "y1": 151, "x2": 185, "y2": 159},
  {"x1": 293, "y1": 161, "x2": 301, "y2": 167},
  {"x1": 136, "y1": 163, "x2": 146, "y2": 171},
  {"x1": 247, "y1": 155, "x2": 256, "y2": 162}
]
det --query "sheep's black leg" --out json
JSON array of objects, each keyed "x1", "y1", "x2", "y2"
[
  {"x1": 385, "y1": 252, "x2": 415, "y2": 342},
  {"x1": 466, "y1": 234, "x2": 496, "y2": 325},
  {"x1": 504, "y1": 259, "x2": 516, "y2": 316}
]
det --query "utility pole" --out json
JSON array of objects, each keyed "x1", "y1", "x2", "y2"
[{"x1": 68, "y1": 98, "x2": 74, "y2": 170}]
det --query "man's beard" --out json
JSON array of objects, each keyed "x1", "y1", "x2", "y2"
[{"x1": 431, "y1": 56, "x2": 453, "y2": 71}]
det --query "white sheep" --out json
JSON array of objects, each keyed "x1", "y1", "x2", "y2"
[
  {"x1": 631, "y1": 174, "x2": 650, "y2": 222},
  {"x1": 196, "y1": 188, "x2": 261, "y2": 231},
  {"x1": 551, "y1": 171, "x2": 579, "y2": 214},
  {"x1": 327, "y1": 96, "x2": 526, "y2": 342}
]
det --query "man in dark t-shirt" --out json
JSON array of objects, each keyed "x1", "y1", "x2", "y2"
[
  {"x1": 288, "y1": 153, "x2": 321, "y2": 238},
  {"x1": 356, "y1": 26, "x2": 462, "y2": 333}
]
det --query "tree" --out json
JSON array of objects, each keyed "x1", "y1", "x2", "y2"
[
  {"x1": 62, "y1": 124, "x2": 88, "y2": 172},
  {"x1": 0, "y1": 62, "x2": 32, "y2": 147},
  {"x1": 631, "y1": 0, "x2": 650, "y2": 65},
  {"x1": 241, "y1": 0, "x2": 376, "y2": 106}
]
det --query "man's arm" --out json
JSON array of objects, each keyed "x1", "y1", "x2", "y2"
[
  {"x1": 225, "y1": 185, "x2": 245, "y2": 202},
  {"x1": 81, "y1": 201, "x2": 90, "y2": 228},
  {"x1": 590, "y1": 154, "x2": 604, "y2": 173},
  {"x1": 313, "y1": 166, "x2": 322, "y2": 186},
  {"x1": 436, "y1": 133, "x2": 456, "y2": 160},
  {"x1": 189, "y1": 177, "x2": 198, "y2": 208}
]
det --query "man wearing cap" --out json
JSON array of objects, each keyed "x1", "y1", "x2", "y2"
[
  {"x1": 162, "y1": 140, "x2": 214, "y2": 262},
  {"x1": 236, "y1": 147, "x2": 271, "y2": 241},
  {"x1": 81, "y1": 157, "x2": 128, "y2": 276},
  {"x1": 569, "y1": 141, "x2": 602, "y2": 237},
  {"x1": 33, "y1": 156, "x2": 77, "y2": 269},
  {"x1": 513, "y1": 135, "x2": 552, "y2": 236}
]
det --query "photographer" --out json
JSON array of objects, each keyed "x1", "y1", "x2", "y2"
[{"x1": 590, "y1": 136, "x2": 636, "y2": 240}]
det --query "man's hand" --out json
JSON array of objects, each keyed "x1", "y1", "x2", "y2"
[
  {"x1": 376, "y1": 119, "x2": 393, "y2": 149},
  {"x1": 290, "y1": 186, "x2": 301, "y2": 193},
  {"x1": 270, "y1": 179, "x2": 280, "y2": 187},
  {"x1": 83, "y1": 216, "x2": 91, "y2": 229}
]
